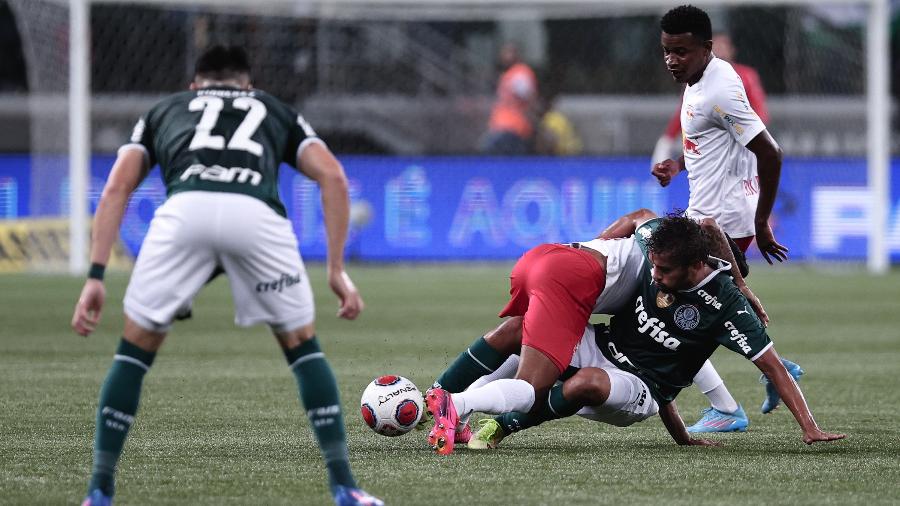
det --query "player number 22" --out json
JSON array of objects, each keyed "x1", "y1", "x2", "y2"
[{"x1": 188, "y1": 96, "x2": 266, "y2": 156}]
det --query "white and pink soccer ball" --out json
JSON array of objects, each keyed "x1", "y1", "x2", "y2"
[{"x1": 359, "y1": 375, "x2": 424, "y2": 437}]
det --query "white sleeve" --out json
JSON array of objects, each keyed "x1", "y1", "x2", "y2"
[{"x1": 710, "y1": 78, "x2": 766, "y2": 147}]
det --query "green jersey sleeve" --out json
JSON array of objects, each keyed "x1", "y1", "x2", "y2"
[
  {"x1": 282, "y1": 111, "x2": 320, "y2": 168},
  {"x1": 714, "y1": 285, "x2": 772, "y2": 360},
  {"x1": 634, "y1": 218, "x2": 662, "y2": 258},
  {"x1": 126, "y1": 113, "x2": 156, "y2": 167}
]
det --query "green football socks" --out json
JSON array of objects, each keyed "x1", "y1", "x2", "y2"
[
  {"x1": 494, "y1": 382, "x2": 583, "y2": 434},
  {"x1": 88, "y1": 338, "x2": 156, "y2": 497},
  {"x1": 433, "y1": 336, "x2": 509, "y2": 392},
  {"x1": 284, "y1": 337, "x2": 356, "y2": 490}
]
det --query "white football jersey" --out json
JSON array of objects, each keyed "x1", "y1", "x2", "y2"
[
  {"x1": 680, "y1": 57, "x2": 767, "y2": 238},
  {"x1": 576, "y1": 236, "x2": 645, "y2": 314}
]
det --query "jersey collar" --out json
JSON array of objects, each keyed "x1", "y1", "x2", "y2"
[{"x1": 679, "y1": 256, "x2": 731, "y2": 293}]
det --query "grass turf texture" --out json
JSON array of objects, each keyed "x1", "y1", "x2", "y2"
[{"x1": 1, "y1": 265, "x2": 898, "y2": 505}]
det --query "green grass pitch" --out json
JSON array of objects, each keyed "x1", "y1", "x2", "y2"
[{"x1": 1, "y1": 264, "x2": 899, "y2": 505}]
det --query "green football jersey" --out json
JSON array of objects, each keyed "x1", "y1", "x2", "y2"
[
  {"x1": 126, "y1": 86, "x2": 318, "y2": 217},
  {"x1": 598, "y1": 218, "x2": 772, "y2": 404}
]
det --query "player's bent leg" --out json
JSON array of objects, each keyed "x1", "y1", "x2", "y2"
[
  {"x1": 84, "y1": 318, "x2": 165, "y2": 503},
  {"x1": 428, "y1": 346, "x2": 549, "y2": 455},
  {"x1": 431, "y1": 317, "x2": 520, "y2": 394},
  {"x1": 687, "y1": 360, "x2": 748, "y2": 433},
  {"x1": 276, "y1": 325, "x2": 377, "y2": 503},
  {"x1": 575, "y1": 369, "x2": 659, "y2": 427},
  {"x1": 483, "y1": 367, "x2": 606, "y2": 448},
  {"x1": 451, "y1": 354, "x2": 521, "y2": 439}
]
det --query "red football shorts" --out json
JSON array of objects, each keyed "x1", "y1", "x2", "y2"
[
  {"x1": 732, "y1": 236, "x2": 754, "y2": 253},
  {"x1": 498, "y1": 244, "x2": 607, "y2": 373}
]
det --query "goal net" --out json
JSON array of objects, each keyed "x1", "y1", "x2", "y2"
[{"x1": 2, "y1": 0, "x2": 892, "y2": 272}]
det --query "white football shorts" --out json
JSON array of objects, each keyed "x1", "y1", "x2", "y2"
[
  {"x1": 124, "y1": 191, "x2": 314, "y2": 333},
  {"x1": 569, "y1": 325, "x2": 660, "y2": 427}
]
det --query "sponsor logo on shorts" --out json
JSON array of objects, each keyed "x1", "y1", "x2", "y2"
[
  {"x1": 634, "y1": 296, "x2": 682, "y2": 350},
  {"x1": 696, "y1": 289, "x2": 722, "y2": 310},
  {"x1": 724, "y1": 321, "x2": 753, "y2": 354},
  {"x1": 180, "y1": 163, "x2": 263, "y2": 186},
  {"x1": 256, "y1": 272, "x2": 302, "y2": 293},
  {"x1": 673, "y1": 304, "x2": 700, "y2": 330}
]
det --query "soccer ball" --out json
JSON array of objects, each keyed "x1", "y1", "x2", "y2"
[{"x1": 359, "y1": 375, "x2": 424, "y2": 437}]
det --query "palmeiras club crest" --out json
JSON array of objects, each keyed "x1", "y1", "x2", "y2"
[{"x1": 674, "y1": 304, "x2": 700, "y2": 330}]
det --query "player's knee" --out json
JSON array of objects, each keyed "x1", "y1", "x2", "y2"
[
  {"x1": 274, "y1": 323, "x2": 316, "y2": 350},
  {"x1": 563, "y1": 368, "x2": 610, "y2": 405},
  {"x1": 123, "y1": 317, "x2": 168, "y2": 352},
  {"x1": 484, "y1": 316, "x2": 523, "y2": 354}
]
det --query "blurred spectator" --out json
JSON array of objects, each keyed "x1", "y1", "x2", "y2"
[
  {"x1": 536, "y1": 94, "x2": 583, "y2": 156},
  {"x1": 652, "y1": 32, "x2": 769, "y2": 162},
  {"x1": 481, "y1": 42, "x2": 539, "y2": 155}
]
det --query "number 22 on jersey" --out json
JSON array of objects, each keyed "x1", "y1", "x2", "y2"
[{"x1": 188, "y1": 96, "x2": 266, "y2": 156}]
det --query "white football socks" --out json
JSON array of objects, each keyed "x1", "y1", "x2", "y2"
[
  {"x1": 452, "y1": 378, "x2": 535, "y2": 418},
  {"x1": 457, "y1": 355, "x2": 521, "y2": 428},
  {"x1": 693, "y1": 360, "x2": 739, "y2": 414}
]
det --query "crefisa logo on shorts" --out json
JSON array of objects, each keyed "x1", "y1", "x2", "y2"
[{"x1": 256, "y1": 272, "x2": 302, "y2": 293}]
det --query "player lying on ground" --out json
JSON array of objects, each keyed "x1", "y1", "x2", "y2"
[
  {"x1": 70, "y1": 46, "x2": 381, "y2": 506},
  {"x1": 427, "y1": 215, "x2": 844, "y2": 451},
  {"x1": 424, "y1": 209, "x2": 774, "y2": 453},
  {"x1": 563, "y1": 209, "x2": 799, "y2": 431}
]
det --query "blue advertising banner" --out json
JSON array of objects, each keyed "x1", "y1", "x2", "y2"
[{"x1": 1, "y1": 155, "x2": 898, "y2": 261}]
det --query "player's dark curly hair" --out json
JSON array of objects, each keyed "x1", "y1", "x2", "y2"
[
  {"x1": 646, "y1": 213, "x2": 710, "y2": 267},
  {"x1": 660, "y1": 5, "x2": 712, "y2": 42},
  {"x1": 194, "y1": 45, "x2": 251, "y2": 81}
]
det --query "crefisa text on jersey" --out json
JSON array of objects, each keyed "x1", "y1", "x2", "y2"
[
  {"x1": 723, "y1": 321, "x2": 753, "y2": 354},
  {"x1": 696, "y1": 289, "x2": 723, "y2": 310},
  {"x1": 634, "y1": 296, "x2": 682, "y2": 350}
]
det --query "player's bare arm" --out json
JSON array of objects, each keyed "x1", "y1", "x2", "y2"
[
  {"x1": 597, "y1": 208, "x2": 658, "y2": 239},
  {"x1": 659, "y1": 401, "x2": 721, "y2": 447},
  {"x1": 651, "y1": 155, "x2": 685, "y2": 187},
  {"x1": 699, "y1": 218, "x2": 768, "y2": 326},
  {"x1": 71, "y1": 148, "x2": 149, "y2": 336},
  {"x1": 745, "y1": 130, "x2": 789, "y2": 264},
  {"x1": 752, "y1": 348, "x2": 845, "y2": 444},
  {"x1": 298, "y1": 142, "x2": 364, "y2": 320}
]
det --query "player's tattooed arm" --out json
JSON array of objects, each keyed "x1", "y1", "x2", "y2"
[
  {"x1": 753, "y1": 348, "x2": 846, "y2": 445},
  {"x1": 659, "y1": 401, "x2": 722, "y2": 447},
  {"x1": 699, "y1": 218, "x2": 769, "y2": 326},
  {"x1": 597, "y1": 208, "x2": 657, "y2": 239}
]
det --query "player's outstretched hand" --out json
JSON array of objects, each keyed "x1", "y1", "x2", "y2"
[
  {"x1": 651, "y1": 159, "x2": 680, "y2": 187},
  {"x1": 803, "y1": 429, "x2": 846, "y2": 445},
  {"x1": 738, "y1": 284, "x2": 769, "y2": 327},
  {"x1": 72, "y1": 279, "x2": 105, "y2": 336},
  {"x1": 328, "y1": 269, "x2": 364, "y2": 320},
  {"x1": 755, "y1": 222, "x2": 789, "y2": 264}
]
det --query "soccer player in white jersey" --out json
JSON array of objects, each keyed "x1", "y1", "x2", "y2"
[
  {"x1": 650, "y1": 5, "x2": 800, "y2": 433},
  {"x1": 71, "y1": 46, "x2": 382, "y2": 506}
]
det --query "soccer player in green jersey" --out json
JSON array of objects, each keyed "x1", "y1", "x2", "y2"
[
  {"x1": 71, "y1": 46, "x2": 382, "y2": 506},
  {"x1": 468, "y1": 215, "x2": 845, "y2": 448}
]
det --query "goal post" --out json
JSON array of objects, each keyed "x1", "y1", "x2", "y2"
[{"x1": 8, "y1": 0, "x2": 893, "y2": 273}]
